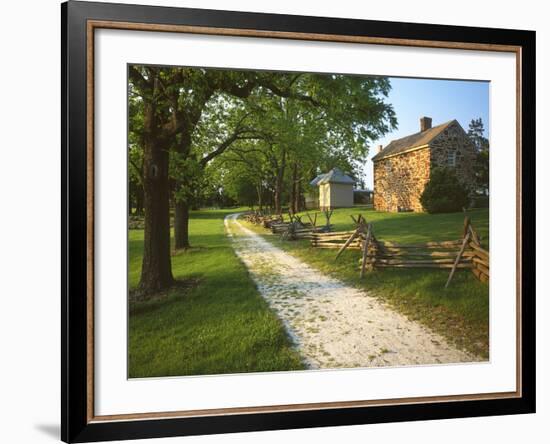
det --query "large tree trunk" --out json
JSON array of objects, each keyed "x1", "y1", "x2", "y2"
[
  {"x1": 290, "y1": 162, "x2": 299, "y2": 214},
  {"x1": 273, "y1": 149, "x2": 286, "y2": 215},
  {"x1": 174, "y1": 200, "x2": 190, "y2": 249},
  {"x1": 138, "y1": 100, "x2": 174, "y2": 294},
  {"x1": 256, "y1": 184, "x2": 263, "y2": 212},
  {"x1": 274, "y1": 180, "x2": 283, "y2": 215},
  {"x1": 128, "y1": 188, "x2": 133, "y2": 216},
  {"x1": 294, "y1": 187, "x2": 302, "y2": 213},
  {"x1": 135, "y1": 184, "x2": 144, "y2": 215}
]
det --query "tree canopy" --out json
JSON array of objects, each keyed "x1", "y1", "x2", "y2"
[
  {"x1": 467, "y1": 118, "x2": 489, "y2": 195},
  {"x1": 128, "y1": 65, "x2": 397, "y2": 294}
]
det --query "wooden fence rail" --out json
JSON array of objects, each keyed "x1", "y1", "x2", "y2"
[
  {"x1": 310, "y1": 215, "x2": 489, "y2": 287},
  {"x1": 469, "y1": 242, "x2": 489, "y2": 283}
]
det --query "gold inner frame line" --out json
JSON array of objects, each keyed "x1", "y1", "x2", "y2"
[{"x1": 86, "y1": 19, "x2": 523, "y2": 423}]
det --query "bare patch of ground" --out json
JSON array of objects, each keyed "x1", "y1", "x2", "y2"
[{"x1": 225, "y1": 213, "x2": 480, "y2": 369}]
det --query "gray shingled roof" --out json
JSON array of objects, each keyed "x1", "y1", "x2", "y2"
[
  {"x1": 309, "y1": 173, "x2": 326, "y2": 187},
  {"x1": 372, "y1": 120, "x2": 456, "y2": 161},
  {"x1": 310, "y1": 168, "x2": 355, "y2": 186}
]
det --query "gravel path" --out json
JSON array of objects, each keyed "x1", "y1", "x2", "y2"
[{"x1": 225, "y1": 213, "x2": 478, "y2": 370}]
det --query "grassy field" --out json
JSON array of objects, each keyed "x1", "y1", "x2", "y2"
[
  {"x1": 242, "y1": 206, "x2": 489, "y2": 358},
  {"x1": 128, "y1": 208, "x2": 305, "y2": 378}
]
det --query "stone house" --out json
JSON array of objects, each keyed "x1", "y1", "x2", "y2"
[
  {"x1": 310, "y1": 168, "x2": 355, "y2": 210},
  {"x1": 372, "y1": 117, "x2": 477, "y2": 212}
]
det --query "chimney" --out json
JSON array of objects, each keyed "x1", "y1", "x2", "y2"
[
  {"x1": 377, "y1": 145, "x2": 383, "y2": 153},
  {"x1": 420, "y1": 116, "x2": 432, "y2": 132}
]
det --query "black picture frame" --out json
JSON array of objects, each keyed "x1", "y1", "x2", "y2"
[{"x1": 61, "y1": 1, "x2": 536, "y2": 442}]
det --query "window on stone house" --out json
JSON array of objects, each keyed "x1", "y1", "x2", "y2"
[{"x1": 447, "y1": 150, "x2": 457, "y2": 167}]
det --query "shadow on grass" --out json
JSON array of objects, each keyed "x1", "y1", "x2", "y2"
[
  {"x1": 303, "y1": 207, "x2": 489, "y2": 247},
  {"x1": 128, "y1": 266, "x2": 305, "y2": 378},
  {"x1": 129, "y1": 277, "x2": 203, "y2": 316}
]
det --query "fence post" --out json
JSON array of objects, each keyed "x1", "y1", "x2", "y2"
[
  {"x1": 335, "y1": 226, "x2": 362, "y2": 260},
  {"x1": 445, "y1": 230, "x2": 471, "y2": 289},
  {"x1": 463, "y1": 216, "x2": 471, "y2": 238},
  {"x1": 360, "y1": 223, "x2": 373, "y2": 278}
]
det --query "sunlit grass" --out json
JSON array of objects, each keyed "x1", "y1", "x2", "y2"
[
  {"x1": 128, "y1": 208, "x2": 305, "y2": 378},
  {"x1": 243, "y1": 206, "x2": 489, "y2": 358}
]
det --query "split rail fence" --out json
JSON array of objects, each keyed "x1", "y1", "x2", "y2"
[
  {"x1": 310, "y1": 215, "x2": 489, "y2": 286},
  {"x1": 244, "y1": 210, "x2": 334, "y2": 240}
]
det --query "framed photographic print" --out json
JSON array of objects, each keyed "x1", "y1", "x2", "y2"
[{"x1": 61, "y1": 1, "x2": 536, "y2": 442}]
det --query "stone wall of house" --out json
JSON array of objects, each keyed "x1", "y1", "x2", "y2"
[
  {"x1": 373, "y1": 121, "x2": 478, "y2": 212},
  {"x1": 373, "y1": 147, "x2": 431, "y2": 212},
  {"x1": 429, "y1": 122, "x2": 478, "y2": 192}
]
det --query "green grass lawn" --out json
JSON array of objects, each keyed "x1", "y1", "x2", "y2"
[
  {"x1": 242, "y1": 206, "x2": 489, "y2": 358},
  {"x1": 128, "y1": 208, "x2": 304, "y2": 378}
]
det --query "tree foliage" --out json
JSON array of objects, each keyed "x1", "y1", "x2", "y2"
[
  {"x1": 128, "y1": 65, "x2": 397, "y2": 293},
  {"x1": 214, "y1": 75, "x2": 395, "y2": 213},
  {"x1": 467, "y1": 118, "x2": 490, "y2": 195}
]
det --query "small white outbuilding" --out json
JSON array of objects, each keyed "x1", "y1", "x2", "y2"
[{"x1": 310, "y1": 168, "x2": 355, "y2": 210}]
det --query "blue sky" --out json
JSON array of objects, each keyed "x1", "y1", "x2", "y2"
[{"x1": 362, "y1": 77, "x2": 489, "y2": 189}]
